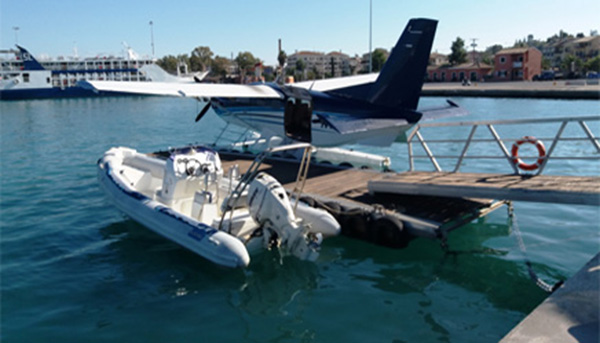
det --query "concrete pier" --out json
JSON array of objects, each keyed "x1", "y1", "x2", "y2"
[
  {"x1": 500, "y1": 253, "x2": 600, "y2": 343},
  {"x1": 422, "y1": 80, "x2": 600, "y2": 99}
]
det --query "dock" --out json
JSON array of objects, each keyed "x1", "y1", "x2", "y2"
[
  {"x1": 215, "y1": 149, "x2": 599, "y2": 245},
  {"x1": 368, "y1": 172, "x2": 600, "y2": 206},
  {"x1": 500, "y1": 252, "x2": 599, "y2": 343},
  {"x1": 422, "y1": 80, "x2": 600, "y2": 99},
  {"x1": 216, "y1": 150, "x2": 505, "y2": 242}
]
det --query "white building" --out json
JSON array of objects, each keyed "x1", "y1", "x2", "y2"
[{"x1": 287, "y1": 50, "x2": 361, "y2": 78}]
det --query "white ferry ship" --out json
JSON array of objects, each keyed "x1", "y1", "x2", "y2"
[{"x1": 0, "y1": 46, "x2": 205, "y2": 100}]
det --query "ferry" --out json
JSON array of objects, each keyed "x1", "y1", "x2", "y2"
[{"x1": 0, "y1": 45, "x2": 206, "y2": 100}]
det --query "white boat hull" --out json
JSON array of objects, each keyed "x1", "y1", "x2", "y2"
[
  {"x1": 98, "y1": 150, "x2": 250, "y2": 268},
  {"x1": 97, "y1": 146, "x2": 341, "y2": 268}
]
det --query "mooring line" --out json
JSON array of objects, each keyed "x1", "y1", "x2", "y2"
[{"x1": 507, "y1": 201, "x2": 564, "y2": 293}]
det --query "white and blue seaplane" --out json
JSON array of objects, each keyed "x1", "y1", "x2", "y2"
[
  {"x1": 92, "y1": 18, "x2": 467, "y2": 268},
  {"x1": 84, "y1": 18, "x2": 466, "y2": 148}
]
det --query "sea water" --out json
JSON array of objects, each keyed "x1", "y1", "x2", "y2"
[{"x1": 1, "y1": 96, "x2": 598, "y2": 342}]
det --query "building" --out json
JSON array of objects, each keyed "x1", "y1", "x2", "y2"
[
  {"x1": 492, "y1": 47, "x2": 542, "y2": 81},
  {"x1": 324, "y1": 51, "x2": 358, "y2": 77},
  {"x1": 564, "y1": 36, "x2": 600, "y2": 61},
  {"x1": 287, "y1": 50, "x2": 360, "y2": 78},
  {"x1": 287, "y1": 51, "x2": 324, "y2": 76},
  {"x1": 426, "y1": 61, "x2": 493, "y2": 82},
  {"x1": 542, "y1": 38, "x2": 574, "y2": 68},
  {"x1": 429, "y1": 52, "x2": 448, "y2": 66}
]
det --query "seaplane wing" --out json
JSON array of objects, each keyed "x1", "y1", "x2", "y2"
[
  {"x1": 79, "y1": 80, "x2": 283, "y2": 99},
  {"x1": 292, "y1": 73, "x2": 379, "y2": 92},
  {"x1": 81, "y1": 18, "x2": 467, "y2": 148},
  {"x1": 420, "y1": 100, "x2": 469, "y2": 121}
]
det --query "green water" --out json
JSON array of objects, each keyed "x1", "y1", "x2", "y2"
[{"x1": 1, "y1": 96, "x2": 598, "y2": 342}]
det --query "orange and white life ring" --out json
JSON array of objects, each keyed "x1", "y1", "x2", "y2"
[{"x1": 511, "y1": 136, "x2": 546, "y2": 171}]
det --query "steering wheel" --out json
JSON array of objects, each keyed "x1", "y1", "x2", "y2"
[{"x1": 184, "y1": 158, "x2": 202, "y2": 176}]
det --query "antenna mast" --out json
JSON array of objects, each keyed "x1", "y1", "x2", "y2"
[
  {"x1": 369, "y1": 0, "x2": 372, "y2": 73},
  {"x1": 149, "y1": 21, "x2": 155, "y2": 59}
]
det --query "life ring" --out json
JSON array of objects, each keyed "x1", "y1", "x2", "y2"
[{"x1": 511, "y1": 136, "x2": 546, "y2": 171}]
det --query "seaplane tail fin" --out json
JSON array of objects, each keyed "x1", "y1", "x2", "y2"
[
  {"x1": 367, "y1": 18, "x2": 437, "y2": 110},
  {"x1": 16, "y1": 45, "x2": 45, "y2": 71},
  {"x1": 315, "y1": 18, "x2": 437, "y2": 108}
]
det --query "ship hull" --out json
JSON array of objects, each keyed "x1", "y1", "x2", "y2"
[{"x1": 0, "y1": 87, "x2": 135, "y2": 100}]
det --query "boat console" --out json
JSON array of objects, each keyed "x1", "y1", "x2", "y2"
[{"x1": 159, "y1": 148, "x2": 223, "y2": 208}]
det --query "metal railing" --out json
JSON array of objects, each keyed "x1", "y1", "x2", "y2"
[{"x1": 406, "y1": 115, "x2": 600, "y2": 175}]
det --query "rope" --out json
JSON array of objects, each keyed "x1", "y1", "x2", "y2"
[{"x1": 507, "y1": 202, "x2": 564, "y2": 293}]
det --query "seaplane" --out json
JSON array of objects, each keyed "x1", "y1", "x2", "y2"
[{"x1": 82, "y1": 18, "x2": 466, "y2": 147}]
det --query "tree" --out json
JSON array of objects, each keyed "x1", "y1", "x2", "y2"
[
  {"x1": 156, "y1": 55, "x2": 179, "y2": 74},
  {"x1": 190, "y1": 46, "x2": 213, "y2": 71},
  {"x1": 211, "y1": 56, "x2": 231, "y2": 81},
  {"x1": 235, "y1": 51, "x2": 259, "y2": 77},
  {"x1": 542, "y1": 58, "x2": 552, "y2": 70},
  {"x1": 584, "y1": 56, "x2": 600, "y2": 73},
  {"x1": 561, "y1": 54, "x2": 583, "y2": 76},
  {"x1": 295, "y1": 59, "x2": 306, "y2": 81},
  {"x1": 371, "y1": 48, "x2": 388, "y2": 72},
  {"x1": 449, "y1": 37, "x2": 468, "y2": 66},
  {"x1": 278, "y1": 50, "x2": 287, "y2": 68},
  {"x1": 482, "y1": 44, "x2": 503, "y2": 65}
]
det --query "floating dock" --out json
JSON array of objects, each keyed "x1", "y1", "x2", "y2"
[
  {"x1": 216, "y1": 150, "x2": 505, "y2": 242},
  {"x1": 213, "y1": 144, "x2": 599, "y2": 246},
  {"x1": 368, "y1": 172, "x2": 600, "y2": 206}
]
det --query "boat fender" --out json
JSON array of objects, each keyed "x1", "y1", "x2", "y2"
[
  {"x1": 511, "y1": 136, "x2": 546, "y2": 171},
  {"x1": 300, "y1": 197, "x2": 368, "y2": 237},
  {"x1": 299, "y1": 196, "x2": 316, "y2": 208},
  {"x1": 370, "y1": 214, "x2": 409, "y2": 248},
  {"x1": 344, "y1": 214, "x2": 370, "y2": 240},
  {"x1": 323, "y1": 201, "x2": 342, "y2": 214}
]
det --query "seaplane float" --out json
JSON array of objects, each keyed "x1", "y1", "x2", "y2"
[{"x1": 98, "y1": 143, "x2": 340, "y2": 268}]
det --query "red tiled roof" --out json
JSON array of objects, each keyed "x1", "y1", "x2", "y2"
[{"x1": 496, "y1": 47, "x2": 530, "y2": 55}]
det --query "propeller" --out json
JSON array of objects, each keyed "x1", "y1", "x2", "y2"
[{"x1": 195, "y1": 101, "x2": 212, "y2": 122}]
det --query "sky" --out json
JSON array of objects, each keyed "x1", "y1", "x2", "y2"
[{"x1": 2, "y1": 0, "x2": 599, "y2": 65}]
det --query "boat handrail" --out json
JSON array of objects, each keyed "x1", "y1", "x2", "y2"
[
  {"x1": 406, "y1": 115, "x2": 600, "y2": 175},
  {"x1": 218, "y1": 143, "x2": 313, "y2": 232}
]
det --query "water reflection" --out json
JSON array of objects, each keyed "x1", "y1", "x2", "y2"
[
  {"x1": 325, "y1": 219, "x2": 551, "y2": 314},
  {"x1": 99, "y1": 219, "x2": 320, "y2": 311}
]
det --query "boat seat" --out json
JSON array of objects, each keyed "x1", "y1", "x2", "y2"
[{"x1": 191, "y1": 191, "x2": 216, "y2": 222}]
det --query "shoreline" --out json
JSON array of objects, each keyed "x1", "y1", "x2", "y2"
[{"x1": 422, "y1": 80, "x2": 600, "y2": 100}]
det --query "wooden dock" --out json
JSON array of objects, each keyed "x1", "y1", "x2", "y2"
[
  {"x1": 217, "y1": 151, "x2": 507, "y2": 241},
  {"x1": 368, "y1": 172, "x2": 600, "y2": 206},
  {"x1": 217, "y1": 151, "x2": 599, "y2": 208},
  {"x1": 208, "y1": 148, "x2": 599, "y2": 246}
]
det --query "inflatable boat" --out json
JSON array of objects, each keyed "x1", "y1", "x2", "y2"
[{"x1": 97, "y1": 144, "x2": 340, "y2": 268}]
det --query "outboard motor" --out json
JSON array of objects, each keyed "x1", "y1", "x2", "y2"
[{"x1": 247, "y1": 172, "x2": 320, "y2": 261}]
